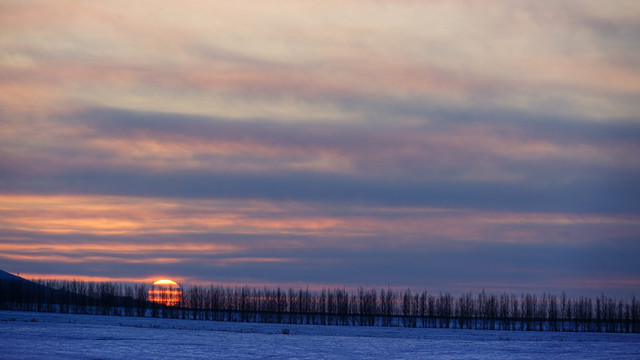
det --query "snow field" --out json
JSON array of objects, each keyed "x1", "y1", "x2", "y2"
[{"x1": 1, "y1": 311, "x2": 638, "y2": 359}]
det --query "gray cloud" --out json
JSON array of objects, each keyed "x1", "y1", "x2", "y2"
[
  {"x1": 2, "y1": 106, "x2": 638, "y2": 213},
  {"x1": 5, "y1": 235, "x2": 637, "y2": 298}
]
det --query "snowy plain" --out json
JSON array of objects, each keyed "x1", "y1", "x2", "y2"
[{"x1": 1, "y1": 311, "x2": 638, "y2": 359}]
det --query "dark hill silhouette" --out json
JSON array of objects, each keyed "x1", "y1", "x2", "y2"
[
  {"x1": 0, "y1": 269, "x2": 30, "y2": 282},
  {"x1": 0, "y1": 269, "x2": 54, "y2": 310},
  {"x1": 0, "y1": 269, "x2": 141, "y2": 316},
  {"x1": 0, "y1": 270, "x2": 97, "y2": 313}
]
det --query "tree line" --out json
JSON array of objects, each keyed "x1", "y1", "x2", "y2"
[{"x1": 1, "y1": 278, "x2": 638, "y2": 333}]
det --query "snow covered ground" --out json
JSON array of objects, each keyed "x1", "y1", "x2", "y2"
[{"x1": 1, "y1": 311, "x2": 638, "y2": 359}]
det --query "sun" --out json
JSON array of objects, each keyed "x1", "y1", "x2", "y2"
[{"x1": 148, "y1": 279, "x2": 182, "y2": 306}]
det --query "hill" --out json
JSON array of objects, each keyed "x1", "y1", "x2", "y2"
[{"x1": 0, "y1": 269, "x2": 30, "y2": 282}]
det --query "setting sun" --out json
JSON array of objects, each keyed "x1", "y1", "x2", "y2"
[{"x1": 148, "y1": 279, "x2": 182, "y2": 306}]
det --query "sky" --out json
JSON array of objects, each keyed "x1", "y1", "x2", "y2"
[{"x1": 1, "y1": 0, "x2": 639, "y2": 298}]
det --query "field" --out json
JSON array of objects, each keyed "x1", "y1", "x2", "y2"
[{"x1": 1, "y1": 311, "x2": 638, "y2": 359}]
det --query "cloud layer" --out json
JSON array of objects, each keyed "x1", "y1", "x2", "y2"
[{"x1": 1, "y1": 0, "x2": 639, "y2": 296}]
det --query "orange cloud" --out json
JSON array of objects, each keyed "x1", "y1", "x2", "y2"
[
  {"x1": 0, "y1": 253, "x2": 186, "y2": 264},
  {"x1": 0, "y1": 242, "x2": 239, "y2": 254},
  {"x1": 2, "y1": 194, "x2": 638, "y2": 252},
  {"x1": 19, "y1": 272, "x2": 173, "y2": 284}
]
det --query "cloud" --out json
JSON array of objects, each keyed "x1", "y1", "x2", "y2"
[
  {"x1": 2, "y1": 1, "x2": 639, "y2": 120},
  {"x1": 2, "y1": 106, "x2": 638, "y2": 213},
  {"x1": 1, "y1": 1, "x2": 639, "y2": 296},
  {"x1": 8, "y1": 233, "x2": 638, "y2": 297},
  {"x1": 1, "y1": 194, "x2": 638, "y2": 294}
]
